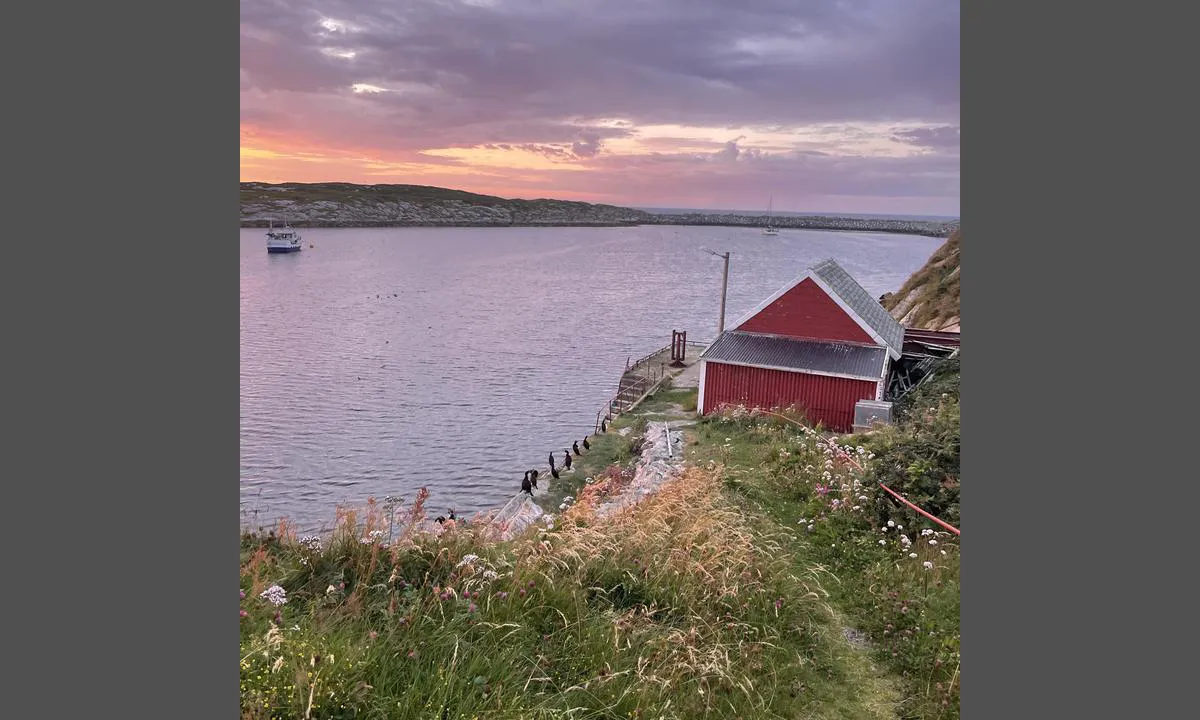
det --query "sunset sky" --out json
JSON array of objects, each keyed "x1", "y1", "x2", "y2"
[{"x1": 240, "y1": 0, "x2": 960, "y2": 215}]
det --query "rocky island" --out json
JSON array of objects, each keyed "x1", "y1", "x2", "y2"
[{"x1": 241, "y1": 182, "x2": 958, "y2": 237}]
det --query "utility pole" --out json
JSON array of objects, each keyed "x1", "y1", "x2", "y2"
[{"x1": 701, "y1": 248, "x2": 731, "y2": 335}]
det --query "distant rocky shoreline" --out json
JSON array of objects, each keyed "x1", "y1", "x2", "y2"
[{"x1": 240, "y1": 182, "x2": 958, "y2": 237}]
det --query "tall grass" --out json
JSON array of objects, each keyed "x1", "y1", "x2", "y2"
[
  {"x1": 241, "y1": 466, "x2": 899, "y2": 719},
  {"x1": 688, "y1": 397, "x2": 961, "y2": 719}
]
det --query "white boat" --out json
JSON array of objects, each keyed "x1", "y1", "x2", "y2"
[
  {"x1": 266, "y1": 220, "x2": 303, "y2": 254},
  {"x1": 763, "y1": 196, "x2": 779, "y2": 235}
]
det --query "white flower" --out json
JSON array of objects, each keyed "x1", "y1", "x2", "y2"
[
  {"x1": 559, "y1": 503, "x2": 568, "y2": 510},
  {"x1": 879, "y1": 540, "x2": 887, "y2": 545},
  {"x1": 456, "y1": 554, "x2": 481, "y2": 568},
  {"x1": 929, "y1": 540, "x2": 938, "y2": 546},
  {"x1": 300, "y1": 535, "x2": 323, "y2": 551},
  {"x1": 482, "y1": 570, "x2": 499, "y2": 582},
  {"x1": 921, "y1": 529, "x2": 934, "y2": 536},
  {"x1": 922, "y1": 561, "x2": 934, "y2": 570},
  {"x1": 941, "y1": 550, "x2": 947, "y2": 555},
  {"x1": 260, "y1": 585, "x2": 288, "y2": 606},
  {"x1": 807, "y1": 524, "x2": 815, "y2": 531},
  {"x1": 852, "y1": 506, "x2": 861, "y2": 511},
  {"x1": 896, "y1": 525, "x2": 903, "y2": 530},
  {"x1": 325, "y1": 585, "x2": 338, "y2": 596},
  {"x1": 887, "y1": 520, "x2": 895, "y2": 527},
  {"x1": 909, "y1": 553, "x2": 918, "y2": 558}
]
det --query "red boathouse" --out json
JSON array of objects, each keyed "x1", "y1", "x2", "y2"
[{"x1": 697, "y1": 259, "x2": 906, "y2": 432}]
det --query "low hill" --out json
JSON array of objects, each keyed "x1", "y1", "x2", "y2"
[
  {"x1": 880, "y1": 228, "x2": 961, "y2": 331},
  {"x1": 240, "y1": 182, "x2": 651, "y2": 227},
  {"x1": 241, "y1": 182, "x2": 958, "y2": 236}
]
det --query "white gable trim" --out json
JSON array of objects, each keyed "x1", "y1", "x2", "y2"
[
  {"x1": 808, "y1": 273, "x2": 901, "y2": 361},
  {"x1": 728, "y1": 268, "x2": 901, "y2": 361},
  {"x1": 697, "y1": 359, "x2": 708, "y2": 415},
  {"x1": 728, "y1": 271, "x2": 812, "y2": 331}
]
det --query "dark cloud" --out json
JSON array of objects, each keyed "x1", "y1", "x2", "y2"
[
  {"x1": 240, "y1": 0, "x2": 959, "y2": 211},
  {"x1": 893, "y1": 125, "x2": 960, "y2": 150}
]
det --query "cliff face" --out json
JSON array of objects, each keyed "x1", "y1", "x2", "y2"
[
  {"x1": 240, "y1": 182, "x2": 651, "y2": 227},
  {"x1": 880, "y1": 228, "x2": 960, "y2": 332}
]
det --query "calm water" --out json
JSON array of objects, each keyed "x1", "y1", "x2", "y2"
[{"x1": 240, "y1": 225, "x2": 942, "y2": 533}]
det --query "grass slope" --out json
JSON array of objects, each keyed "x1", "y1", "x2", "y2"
[
  {"x1": 240, "y1": 374, "x2": 961, "y2": 719},
  {"x1": 880, "y1": 229, "x2": 960, "y2": 331}
]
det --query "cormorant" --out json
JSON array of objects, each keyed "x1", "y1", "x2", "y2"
[
  {"x1": 529, "y1": 469, "x2": 539, "y2": 489},
  {"x1": 435, "y1": 516, "x2": 447, "y2": 525},
  {"x1": 572, "y1": 441, "x2": 581, "y2": 456},
  {"x1": 548, "y1": 453, "x2": 556, "y2": 470},
  {"x1": 563, "y1": 450, "x2": 572, "y2": 469},
  {"x1": 521, "y1": 472, "x2": 533, "y2": 496},
  {"x1": 551, "y1": 466, "x2": 560, "y2": 480},
  {"x1": 582, "y1": 436, "x2": 590, "y2": 450},
  {"x1": 600, "y1": 419, "x2": 607, "y2": 433}
]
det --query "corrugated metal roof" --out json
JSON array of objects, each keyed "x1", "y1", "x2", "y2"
[
  {"x1": 811, "y1": 259, "x2": 906, "y2": 354},
  {"x1": 700, "y1": 331, "x2": 887, "y2": 379}
]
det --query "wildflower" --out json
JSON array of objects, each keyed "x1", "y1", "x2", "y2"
[
  {"x1": 240, "y1": 609, "x2": 248, "y2": 618},
  {"x1": 879, "y1": 540, "x2": 886, "y2": 545},
  {"x1": 559, "y1": 503, "x2": 568, "y2": 510},
  {"x1": 369, "y1": 529, "x2": 385, "y2": 541},
  {"x1": 852, "y1": 505, "x2": 861, "y2": 511},
  {"x1": 407, "y1": 650, "x2": 417, "y2": 659},
  {"x1": 359, "y1": 537, "x2": 373, "y2": 545},
  {"x1": 774, "y1": 598, "x2": 783, "y2": 611},
  {"x1": 368, "y1": 631, "x2": 378, "y2": 640},
  {"x1": 482, "y1": 570, "x2": 499, "y2": 582},
  {"x1": 909, "y1": 553, "x2": 918, "y2": 558},
  {"x1": 929, "y1": 540, "x2": 938, "y2": 546},
  {"x1": 239, "y1": 589, "x2": 245, "y2": 599},
  {"x1": 518, "y1": 589, "x2": 526, "y2": 598},
  {"x1": 497, "y1": 591, "x2": 509, "y2": 600},
  {"x1": 300, "y1": 535, "x2": 322, "y2": 551},
  {"x1": 921, "y1": 529, "x2": 934, "y2": 536},
  {"x1": 896, "y1": 525, "x2": 903, "y2": 530},
  {"x1": 468, "y1": 603, "x2": 478, "y2": 613},
  {"x1": 807, "y1": 524, "x2": 814, "y2": 531},
  {"x1": 456, "y1": 554, "x2": 481, "y2": 569},
  {"x1": 528, "y1": 580, "x2": 536, "y2": 588},
  {"x1": 923, "y1": 561, "x2": 934, "y2": 570},
  {"x1": 260, "y1": 585, "x2": 288, "y2": 606},
  {"x1": 326, "y1": 585, "x2": 338, "y2": 596},
  {"x1": 941, "y1": 550, "x2": 947, "y2": 555},
  {"x1": 887, "y1": 520, "x2": 895, "y2": 528}
]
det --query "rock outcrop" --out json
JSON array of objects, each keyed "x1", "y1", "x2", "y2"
[{"x1": 880, "y1": 228, "x2": 961, "y2": 332}]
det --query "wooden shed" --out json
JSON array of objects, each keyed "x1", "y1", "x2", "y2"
[{"x1": 697, "y1": 259, "x2": 906, "y2": 432}]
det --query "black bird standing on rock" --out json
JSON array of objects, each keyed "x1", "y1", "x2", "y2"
[
  {"x1": 529, "y1": 469, "x2": 539, "y2": 488},
  {"x1": 550, "y1": 466, "x2": 560, "y2": 480},
  {"x1": 572, "y1": 441, "x2": 581, "y2": 456},
  {"x1": 435, "y1": 516, "x2": 447, "y2": 525},
  {"x1": 448, "y1": 509, "x2": 457, "y2": 521},
  {"x1": 600, "y1": 419, "x2": 607, "y2": 433},
  {"x1": 548, "y1": 453, "x2": 556, "y2": 471},
  {"x1": 582, "y1": 436, "x2": 590, "y2": 450},
  {"x1": 521, "y1": 471, "x2": 533, "y2": 496},
  {"x1": 563, "y1": 450, "x2": 573, "y2": 469}
]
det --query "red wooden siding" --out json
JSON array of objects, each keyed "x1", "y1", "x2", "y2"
[
  {"x1": 702, "y1": 361, "x2": 877, "y2": 432},
  {"x1": 737, "y1": 278, "x2": 874, "y2": 345}
]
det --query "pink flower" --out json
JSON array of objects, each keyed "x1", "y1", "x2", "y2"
[
  {"x1": 239, "y1": 610, "x2": 248, "y2": 618},
  {"x1": 468, "y1": 603, "x2": 478, "y2": 613}
]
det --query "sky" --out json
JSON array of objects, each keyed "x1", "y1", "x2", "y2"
[{"x1": 240, "y1": 0, "x2": 960, "y2": 216}]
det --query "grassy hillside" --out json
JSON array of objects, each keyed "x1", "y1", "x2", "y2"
[
  {"x1": 240, "y1": 182, "x2": 651, "y2": 227},
  {"x1": 880, "y1": 229, "x2": 960, "y2": 331},
  {"x1": 241, "y1": 365, "x2": 962, "y2": 718}
]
